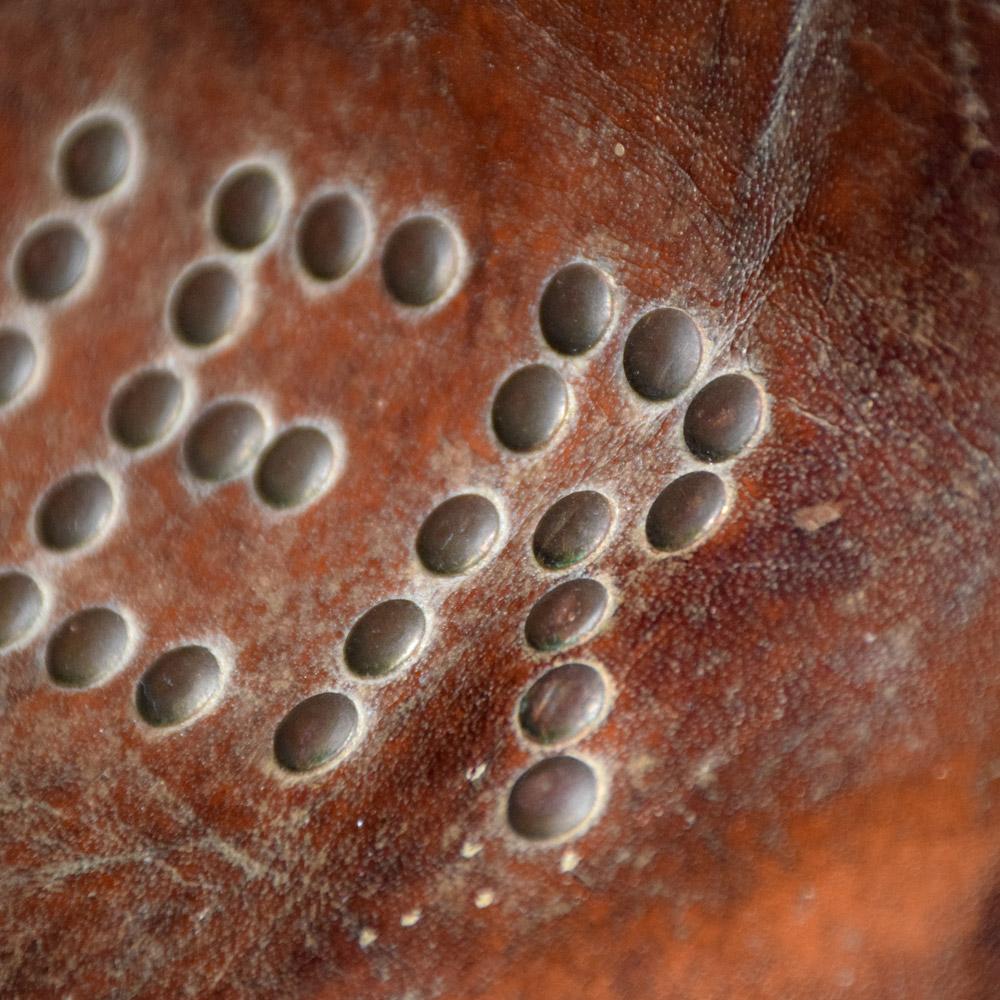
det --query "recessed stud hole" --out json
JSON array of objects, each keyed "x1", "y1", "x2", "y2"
[
  {"x1": 507, "y1": 755, "x2": 598, "y2": 841},
  {"x1": 60, "y1": 116, "x2": 130, "y2": 199},
  {"x1": 109, "y1": 368, "x2": 184, "y2": 450},
  {"x1": 213, "y1": 165, "x2": 282, "y2": 251},
  {"x1": 0, "y1": 328, "x2": 37, "y2": 407},
  {"x1": 298, "y1": 192, "x2": 368, "y2": 281},
  {"x1": 382, "y1": 215, "x2": 460, "y2": 307},
  {"x1": 170, "y1": 262, "x2": 241, "y2": 347},
  {"x1": 36, "y1": 471, "x2": 114, "y2": 552},
  {"x1": 46, "y1": 607, "x2": 129, "y2": 688},
  {"x1": 416, "y1": 493, "x2": 500, "y2": 576},
  {"x1": 254, "y1": 425, "x2": 335, "y2": 509},
  {"x1": 273, "y1": 692, "x2": 359, "y2": 773},
  {"x1": 136, "y1": 645, "x2": 221, "y2": 727},
  {"x1": 0, "y1": 571, "x2": 43, "y2": 649},
  {"x1": 524, "y1": 577, "x2": 609, "y2": 653},
  {"x1": 16, "y1": 221, "x2": 89, "y2": 302},
  {"x1": 183, "y1": 400, "x2": 266, "y2": 483},
  {"x1": 539, "y1": 262, "x2": 613, "y2": 356},
  {"x1": 491, "y1": 364, "x2": 568, "y2": 453}
]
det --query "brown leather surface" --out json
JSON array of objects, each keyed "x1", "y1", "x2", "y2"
[{"x1": 1, "y1": 1, "x2": 999, "y2": 998}]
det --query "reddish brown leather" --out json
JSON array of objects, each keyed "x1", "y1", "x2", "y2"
[{"x1": 1, "y1": 2, "x2": 999, "y2": 998}]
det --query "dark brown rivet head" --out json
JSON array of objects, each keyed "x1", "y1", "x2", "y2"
[
  {"x1": 298, "y1": 192, "x2": 368, "y2": 281},
  {"x1": 46, "y1": 607, "x2": 129, "y2": 688},
  {"x1": 524, "y1": 577, "x2": 609, "y2": 652},
  {"x1": 344, "y1": 599, "x2": 426, "y2": 678},
  {"x1": 539, "y1": 262, "x2": 613, "y2": 356},
  {"x1": 684, "y1": 373, "x2": 763, "y2": 461},
  {"x1": 646, "y1": 470, "x2": 727, "y2": 552},
  {"x1": 171, "y1": 263, "x2": 241, "y2": 347},
  {"x1": 16, "y1": 221, "x2": 89, "y2": 301},
  {"x1": 36, "y1": 472, "x2": 114, "y2": 552},
  {"x1": 254, "y1": 426, "x2": 334, "y2": 509},
  {"x1": 184, "y1": 400, "x2": 266, "y2": 482},
  {"x1": 518, "y1": 662, "x2": 607, "y2": 745},
  {"x1": 416, "y1": 493, "x2": 500, "y2": 576},
  {"x1": 60, "y1": 117, "x2": 129, "y2": 199},
  {"x1": 623, "y1": 307, "x2": 702, "y2": 401},
  {"x1": 0, "y1": 328, "x2": 37, "y2": 406},
  {"x1": 532, "y1": 491, "x2": 613, "y2": 570},
  {"x1": 273, "y1": 692, "x2": 359, "y2": 773},
  {"x1": 214, "y1": 166, "x2": 281, "y2": 251},
  {"x1": 507, "y1": 755, "x2": 599, "y2": 841},
  {"x1": 491, "y1": 364, "x2": 569, "y2": 453},
  {"x1": 136, "y1": 645, "x2": 221, "y2": 727},
  {"x1": 109, "y1": 369, "x2": 184, "y2": 450},
  {"x1": 0, "y1": 571, "x2": 43, "y2": 648},
  {"x1": 382, "y1": 215, "x2": 460, "y2": 306}
]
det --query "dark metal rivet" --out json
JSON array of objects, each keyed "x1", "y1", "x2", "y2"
[
  {"x1": 46, "y1": 607, "x2": 129, "y2": 688},
  {"x1": 0, "y1": 328, "x2": 37, "y2": 406},
  {"x1": 136, "y1": 645, "x2": 221, "y2": 727},
  {"x1": 344, "y1": 599, "x2": 426, "y2": 678},
  {"x1": 684, "y1": 373, "x2": 763, "y2": 461},
  {"x1": 254, "y1": 426, "x2": 334, "y2": 509},
  {"x1": 382, "y1": 215, "x2": 459, "y2": 306},
  {"x1": 623, "y1": 307, "x2": 702, "y2": 401},
  {"x1": 298, "y1": 192, "x2": 367, "y2": 281},
  {"x1": 532, "y1": 490, "x2": 612, "y2": 570},
  {"x1": 109, "y1": 369, "x2": 184, "y2": 450},
  {"x1": 646, "y1": 470, "x2": 727, "y2": 552},
  {"x1": 16, "y1": 221, "x2": 89, "y2": 301},
  {"x1": 491, "y1": 364, "x2": 568, "y2": 452},
  {"x1": 539, "y1": 262, "x2": 613, "y2": 356},
  {"x1": 184, "y1": 400, "x2": 266, "y2": 482},
  {"x1": 60, "y1": 117, "x2": 129, "y2": 199},
  {"x1": 36, "y1": 472, "x2": 114, "y2": 552},
  {"x1": 524, "y1": 577, "x2": 608, "y2": 652},
  {"x1": 507, "y1": 755, "x2": 598, "y2": 841},
  {"x1": 214, "y1": 166, "x2": 281, "y2": 251},
  {"x1": 0, "y1": 571, "x2": 43, "y2": 648},
  {"x1": 518, "y1": 662, "x2": 607, "y2": 745},
  {"x1": 171, "y1": 263, "x2": 241, "y2": 347},
  {"x1": 273, "y1": 692, "x2": 359, "y2": 773},
  {"x1": 416, "y1": 493, "x2": 500, "y2": 576}
]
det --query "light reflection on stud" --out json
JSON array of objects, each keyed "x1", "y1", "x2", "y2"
[
  {"x1": 532, "y1": 491, "x2": 612, "y2": 570},
  {"x1": 382, "y1": 215, "x2": 460, "y2": 307},
  {"x1": 539, "y1": 262, "x2": 613, "y2": 356},
  {"x1": 36, "y1": 471, "x2": 114, "y2": 552},
  {"x1": 524, "y1": 577, "x2": 609, "y2": 652},
  {"x1": 623, "y1": 307, "x2": 702, "y2": 401},
  {"x1": 0, "y1": 328, "x2": 37, "y2": 407},
  {"x1": 184, "y1": 400, "x2": 266, "y2": 483},
  {"x1": 136, "y1": 645, "x2": 222, "y2": 727},
  {"x1": 683, "y1": 373, "x2": 763, "y2": 462},
  {"x1": 170, "y1": 262, "x2": 241, "y2": 347},
  {"x1": 46, "y1": 607, "x2": 129, "y2": 688},
  {"x1": 507, "y1": 755, "x2": 599, "y2": 841},
  {"x1": 273, "y1": 691, "x2": 359, "y2": 773},
  {"x1": 213, "y1": 165, "x2": 282, "y2": 251},
  {"x1": 60, "y1": 116, "x2": 130, "y2": 199},
  {"x1": 344, "y1": 599, "x2": 426, "y2": 679},
  {"x1": 0, "y1": 571, "x2": 43, "y2": 649},
  {"x1": 518, "y1": 662, "x2": 607, "y2": 745},
  {"x1": 416, "y1": 493, "x2": 500, "y2": 576},
  {"x1": 491, "y1": 364, "x2": 568, "y2": 453},
  {"x1": 646, "y1": 470, "x2": 727, "y2": 552},
  {"x1": 254, "y1": 425, "x2": 335, "y2": 509},
  {"x1": 109, "y1": 368, "x2": 184, "y2": 450},
  {"x1": 297, "y1": 192, "x2": 368, "y2": 282},
  {"x1": 16, "y1": 221, "x2": 89, "y2": 302}
]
